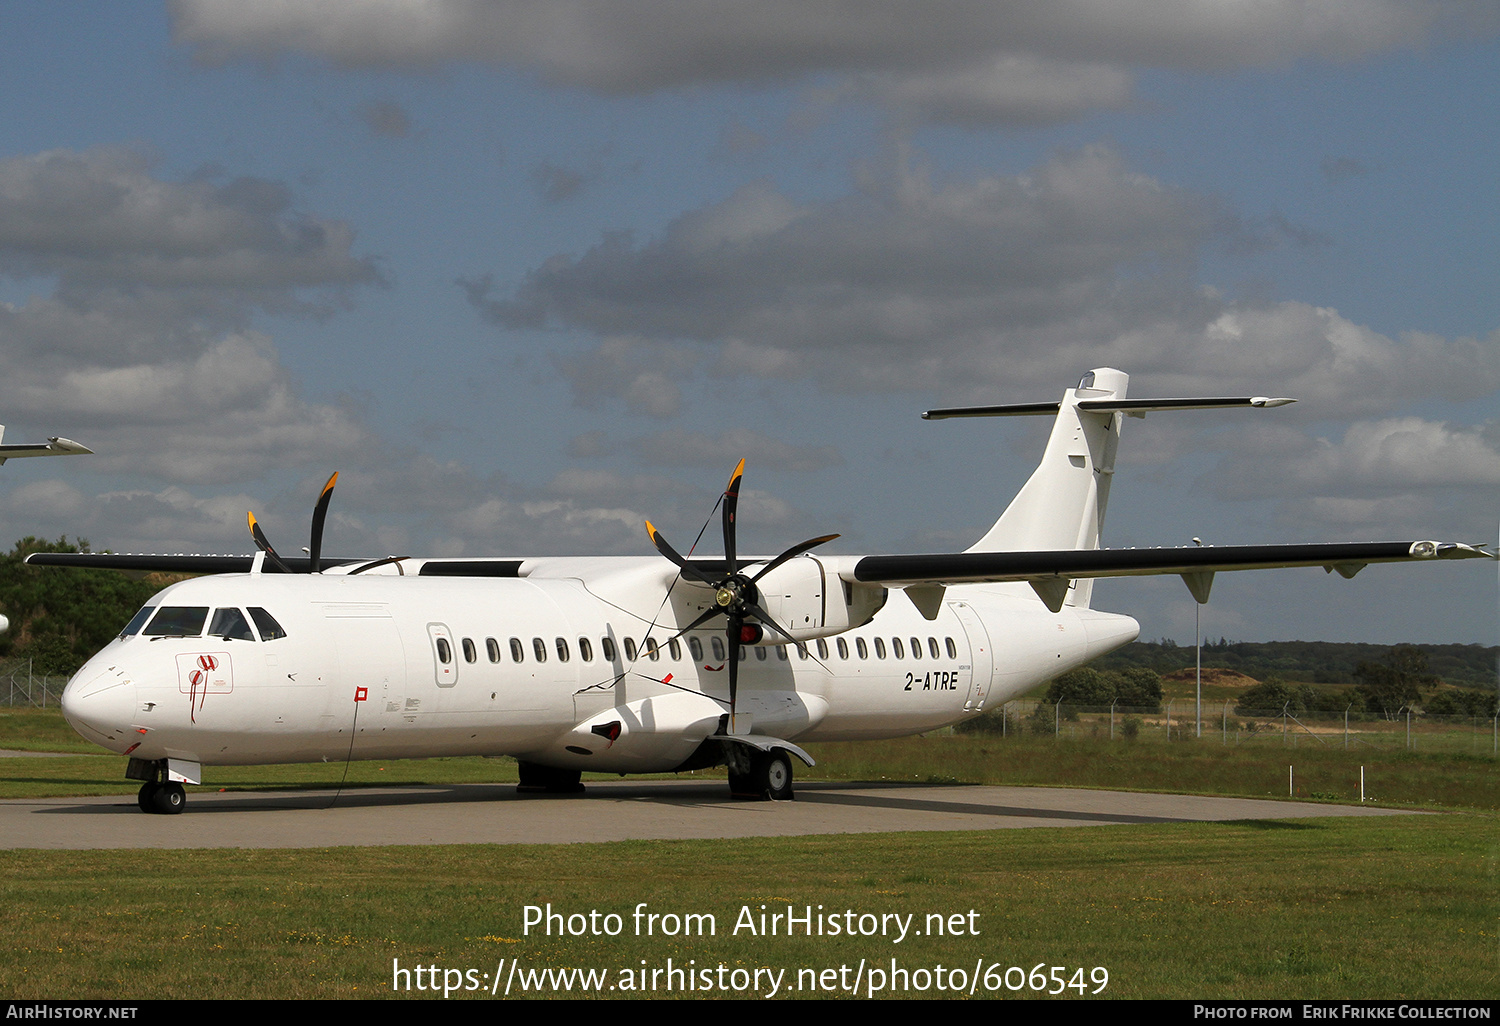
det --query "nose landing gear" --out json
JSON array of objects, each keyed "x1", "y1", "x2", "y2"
[
  {"x1": 129, "y1": 759, "x2": 187, "y2": 815},
  {"x1": 136, "y1": 780, "x2": 186, "y2": 815}
]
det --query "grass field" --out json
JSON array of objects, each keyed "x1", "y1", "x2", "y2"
[
  {"x1": 1, "y1": 815, "x2": 1495, "y2": 999},
  {"x1": 2, "y1": 708, "x2": 1497, "y2": 1000}
]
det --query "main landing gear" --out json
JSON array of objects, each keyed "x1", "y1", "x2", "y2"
[
  {"x1": 727, "y1": 747, "x2": 794, "y2": 801},
  {"x1": 128, "y1": 759, "x2": 186, "y2": 815}
]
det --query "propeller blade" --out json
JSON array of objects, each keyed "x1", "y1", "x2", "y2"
[
  {"x1": 722, "y1": 458, "x2": 744, "y2": 577},
  {"x1": 247, "y1": 512, "x2": 295, "y2": 574},
  {"x1": 741, "y1": 599, "x2": 796, "y2": 645},
  {"x1": 750, "y1": 533, "x2": 841, "y2": 583},
  {"x1": 664, "y1": 604, "x2": 727, "y2": 645},
  {"x1": 308, "y1": 471, "x2": 338, "y2": 573},
  {"x1": 645, "y1": 521, "x2": 717, "y2": 585}
]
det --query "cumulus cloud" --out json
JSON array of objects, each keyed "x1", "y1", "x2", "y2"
[
  {"x1": 1225, "y1": 417, "x2": 1500, "y2": 492},
  {"x1": 474, "y1": 149, "x2": 1210, "y2": 378},
  {"x1": 170, "y1": 0, "x2": 1494, "y2": 125},
  {"x1": 0, "y1": 148, "x2": 379, "y2": 311},
  {"x1": 631, "y1": 429, "x2": 841, "y2": 472},
  {"x1": 468, "y1": 146, "x2": 1500, "y2": 416},
  {"x1": 542, "y1": 336, "x2": 699, "y2": 418},
  {"x1": 0, "y1": 147, "x2": 380, "y2": 485}
]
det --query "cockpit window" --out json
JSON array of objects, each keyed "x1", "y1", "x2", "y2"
[
  {"x1": 210, "y1": 608, "x2": 256, "y2": 641},
  {"x1": 120, "y1": 606, "x2": 156, "y2": 638},
  {"x1": 248, "y1": 607, "x2": 287, "y2": 641},
  {"x1": 144, "y1": 606, "x2": 209, "y2": 637}
]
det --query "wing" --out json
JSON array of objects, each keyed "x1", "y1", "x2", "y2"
[
  {"x1": 850, "y1": 540, "x2": 1493, "y2": 613},
  {"x1": 21, "y1": 552, "x2": 529, "y2": 576}
]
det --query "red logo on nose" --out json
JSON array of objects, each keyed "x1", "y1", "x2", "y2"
[{"x1": 197, "y1": 655, "x2": 218, "y2": 671}]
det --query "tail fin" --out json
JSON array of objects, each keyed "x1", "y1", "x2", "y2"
[{"x1": 963, "y1": 368, "x2": 1126, "y2": 608}]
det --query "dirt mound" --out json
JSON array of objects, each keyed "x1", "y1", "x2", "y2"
[{"x1": 1161, "y1": 667, "x2": 1259, "y2": 688}]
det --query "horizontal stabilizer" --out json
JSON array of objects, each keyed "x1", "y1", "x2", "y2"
[{"x1": 922, "y1": 396, "x2": 1294, "y2": 420}]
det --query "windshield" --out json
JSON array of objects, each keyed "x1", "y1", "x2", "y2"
[
  {"x1": 119, "y1": 606, "x2": 156, "y2": 638},
  {"x1": 143, "y1": 606, "x2": 209, "y2": 637}
]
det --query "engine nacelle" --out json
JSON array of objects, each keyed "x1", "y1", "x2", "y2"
[{"x1": 748, "y1": 556, "x2": 886, "y2": 643}]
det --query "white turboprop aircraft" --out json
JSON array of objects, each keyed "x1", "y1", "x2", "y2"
[{"x1": 34, "y1": 368, "x2": 1491, "y2": 814}]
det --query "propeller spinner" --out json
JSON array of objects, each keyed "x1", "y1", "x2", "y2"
[{"x1": 645, "y1": 459, "x2": 838, "y2": 727}]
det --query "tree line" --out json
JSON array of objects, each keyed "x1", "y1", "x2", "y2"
[{"x1": 0, "y1": 538, "x2": 165, "y2": 675}]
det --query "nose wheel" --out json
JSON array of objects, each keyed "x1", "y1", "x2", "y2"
[{"x1": 136, "y1": 780, "x2": 186, "y2": 815}]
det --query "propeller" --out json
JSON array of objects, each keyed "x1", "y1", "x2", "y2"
[
  {"x1": 247, "y1": 471, "x2": 339, "y2": 574},
  {"x1": 645, "y1": 459, "x2": 838, "y2": 728}
]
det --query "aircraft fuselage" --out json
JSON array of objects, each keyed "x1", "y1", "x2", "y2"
[{"x1": 61, "y1": 566, "x2": 1139, "y2": 780}]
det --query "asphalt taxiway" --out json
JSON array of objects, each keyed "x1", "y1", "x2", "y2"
[{"x1": 0, "y1": 780, "x2": 1417, "y2": 849}]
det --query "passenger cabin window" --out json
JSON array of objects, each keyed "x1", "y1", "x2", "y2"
[
  {"x1": 509, "y1": 638, "x2": 525, "y2": 662},
  {"x1": 209, "y1": 608, "x2": 255, "y2": 641},
  {"x1": 929, "y1": 637, "x2": 941, "y2": 659},
  {"x1": 836, "y1": 638, "x2": 848, "y2": 659},
  {"x1": 644, "y1": 638, "x2": 660, "y2": 661},
  {"x1": 874, "y1": 637, "x2": 886, "y2": 659},
  {"x1": 776, "y1": 646, "x2": 788, "y2": 662},
  {"x1": 796, "y1": 643, "x2": 808, "y2": 660},
  {"x1": 624, "y1": 638, "x2": 637, "y2": 661},
  {"x1": 556, "y1": 637, "x2": 570, "y2": 662},
  {"x1": 668, "y1": 638, "x2": 681, "y2": 660},
  {"x1": 816, "y1": 639, "x2": 829, "y2": 660},
  {"x1": 144, "y1": 606, "x2": 208, "y2": 637},
  {"x1": 711, "y1": 636, "x2": 725, "y2": 661},
  {"x1": 578, "y1": 637, "x2": 593, "y2": 662},
  {"x1": 462, "y1": 638, "x2": 477, "y2": 663},
  {"x1": 120, "y1": 606, "x2": 156, "y2": 638},
  {"x1": 945, "y1": 637, "x2": 958, "y2": 658},
  {"x1": 754, "y1": 646, "x2": 767, "y2": 661},
  {"x1": 601, "y1": 637, "x2": 617, "y2": 661},
  {"x1": 688, "y1": 637, "x2": 703, "y2": 662},
  {"x1": 486, "y1": 638, "x2": 501, "y2": 663},
  {"x1": 436, "y1": 637, "x2": 452, "y2": 664},
  {"x1": 893, "y1": 637, "x2": 905, "y2": 659},
  {"x1": 910, "y1": 637, "x2": 922, "y2": 658},
  {"x1": 532, "y1": 638, "x2": 547, "y2": 662},
  {"x1": 855, "y1": 638, "x2": 868, "y2": 659},
  {"x1": 249, "y1": 607, "x2": 287, "y2": 641}
]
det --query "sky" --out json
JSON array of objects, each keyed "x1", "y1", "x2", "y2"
[{"x1": 0, "y1": 0, "x2": 1496, "y2": 646}]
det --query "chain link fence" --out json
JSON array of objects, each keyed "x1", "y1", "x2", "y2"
[
  {"x1": 0, "y1": 659, "x2": 65, "y2": 707},
  {"x1": 964, "y1": 699, "x2": 1500, "y2": 755}
]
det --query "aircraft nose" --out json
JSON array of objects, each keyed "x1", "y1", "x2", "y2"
[{"x1": 61, "y1": 665, "x2": 138, "y2": 751}]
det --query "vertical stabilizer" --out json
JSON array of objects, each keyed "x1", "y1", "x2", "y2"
[{"x1": 966, "y1": 368, "x2": 1128, "y2": 607}]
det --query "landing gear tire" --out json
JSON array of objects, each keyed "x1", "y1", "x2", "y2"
[
  {"x1": 729, "y1": 749, "x2": 794, "y2": 801},
  {"x1": 137, "y1": 781, "x2": 158, "y2": 813},
  {"x1": 151, "y1": 782, "x2": 186, "y2": 815}
]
